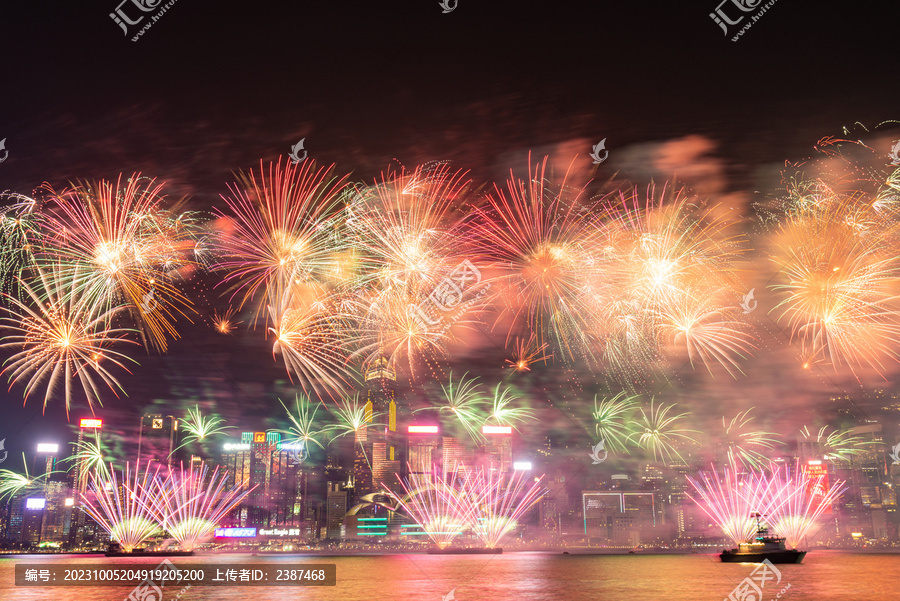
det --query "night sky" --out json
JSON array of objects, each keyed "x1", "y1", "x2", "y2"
[{"x1": 1, "y1": 0, "x2": 900, "y2": 467}]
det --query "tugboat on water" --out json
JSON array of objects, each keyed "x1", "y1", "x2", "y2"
[
  {"x1": 719, "y1": 514, "x2": 806, "y2": 564},
  {"x1": 104, "y1": 542, "x2": 194, "y2": 557}
]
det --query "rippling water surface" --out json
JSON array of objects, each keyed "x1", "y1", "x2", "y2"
[{"x1": 2, "y1": 552, "x2": 897, "y2": 601}]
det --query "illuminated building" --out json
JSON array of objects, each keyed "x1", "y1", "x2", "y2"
[
  {"x1": 582, "y1": 491, "x2": 657, "y2": 546},
  {"x1": 354, "y1": 356, "x2": 401, "y2": 503},
  {"x1": 39, "y1": 480, "x2": 71, "y2": 544},
  {"x1": 246, "y1": 431, "x2": 281, "y2": 526},
  {"x1": 34, "y1": 443, "x2": 59, "y2": 477},
  {"x1": 326, "y1": 481, "x2": 348, "y2": 539},
  {"x1": 219, "y1": 432, "x2": 310, "y2": 532},
  {"x1": 442, "y1": 436, "x2": 475, "y2": 477},
  {"x1": 481, "y1": 425, "x2": 512, "y2": 474},
  {"x1": 407, "y1": 425, "x2": 440, "y2": 475},
  {"x1": 21, "y1": 498, "x2": 45, "y2": 545},
  {"x1": 71, "y1": 418, "x2": 103, "y2": 548},
  {"x1": 136, "y1": 413, "x2": 178, "y2": 466}
]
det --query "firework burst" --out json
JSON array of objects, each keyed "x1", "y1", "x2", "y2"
[
  {"x1": 721, "y1": 408, "x2": 781, "y2": 469},
  {"x1": 798, "y1": 425, "x2": 875, "y2": 462},
  {"x1": 686, "y1": 460, "x2": 795, "y2": 546},
  {"x1": 767, "y1": 153, "x2": 900, "y2": 374},
  {"x1": 63, "y1": 434, "x2": 111, "y2": 492},
  {"x1": 0, "y1": 192, "x2": 40, "y2": 296},
  {"x1": 39, "y1": 175, "x2": 199, "y2": 352},
  {"x1": 471, "y1": 155, "x2": 602, "y2": 364},
  {"x1": 212, "y1": 158, "x2": 349, "y2": 318},
  {"x1": 415, "y1": 372, "x2": 486, "y2": 441},
  {"x1": 504, "y1": 335, "x2": 552, "y2": 372},
  {"x1": 768, "y1": 460, "x2": 846, "y2": 548},
  {"x1": 594, "y1": 184, "x2": 754, "y2": 378},
  {"x1": 344, "y1": 163, "x2": 478, "y2": 379},
  {"x1": 591, "y1": 391, "x2": 639, "y2": 453},
  {"x1": 173, "y1": 405, "x2": 233, "y2": 454},
  {"x1": 274, "y1": 394, "x2": 328, "y2": 457},
  {"x1": 268, "y1": 281, "x2": 354, "y2": 396},
  {"x1": 628, "y1": 398, "x2": 699, "y2": 466},
  {"x1": 0, "y1": 454, "x2": 50, "y2": 502},
  {"x1": 0, "y1": 264, "x2": 138, "y2": 414},
  {"x1": 484, "y1": 383, "x2": 536, "y2": 432},
  {"x1": 211, "y1": 307, "x2": 241, "y2": 335}
]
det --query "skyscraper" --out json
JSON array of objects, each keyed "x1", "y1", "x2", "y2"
[
  {"x1": 354, "y1": 357, "x2": 401, "y2": 500},
  {"x1": 136, "y1": 413, "x2": 178, "y2": 467}
]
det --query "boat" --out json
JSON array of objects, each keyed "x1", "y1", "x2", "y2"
[
  {"x1": 426, "y1": 547, "x2": 502, "y2": 554},
  {"x1": 104, "y1": 543, "x2": 194, "y2": 557},
  {"x1": 720, "y1": 514, "x2": 806, "y2": 564}
]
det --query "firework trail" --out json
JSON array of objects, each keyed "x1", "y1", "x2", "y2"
[
  {"x1": 686, "y1": 460, "x2": 795, "y2": 547},
  {"x1": 143, "y1": 463, "x2": 254, "y2": 551},
  {"x1": 384, "y1": 464, "x2": 471, "y2": 549},
  {"x1": 81, "y1": 461, "x2": 161, "y2": 553},
  {"x1": 458, "y1": 467, "x2": 547, "y2": 548},
  {"x1": 768, "y1": 460, "x2": 846, "y2": 548},
  {"x1": 0, "y1": 263, "x2": 138, "y2": 414}
]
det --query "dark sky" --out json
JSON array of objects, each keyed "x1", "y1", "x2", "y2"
[{"x1": 1, "y1": 0, "x2": 899, "y2": 465}]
